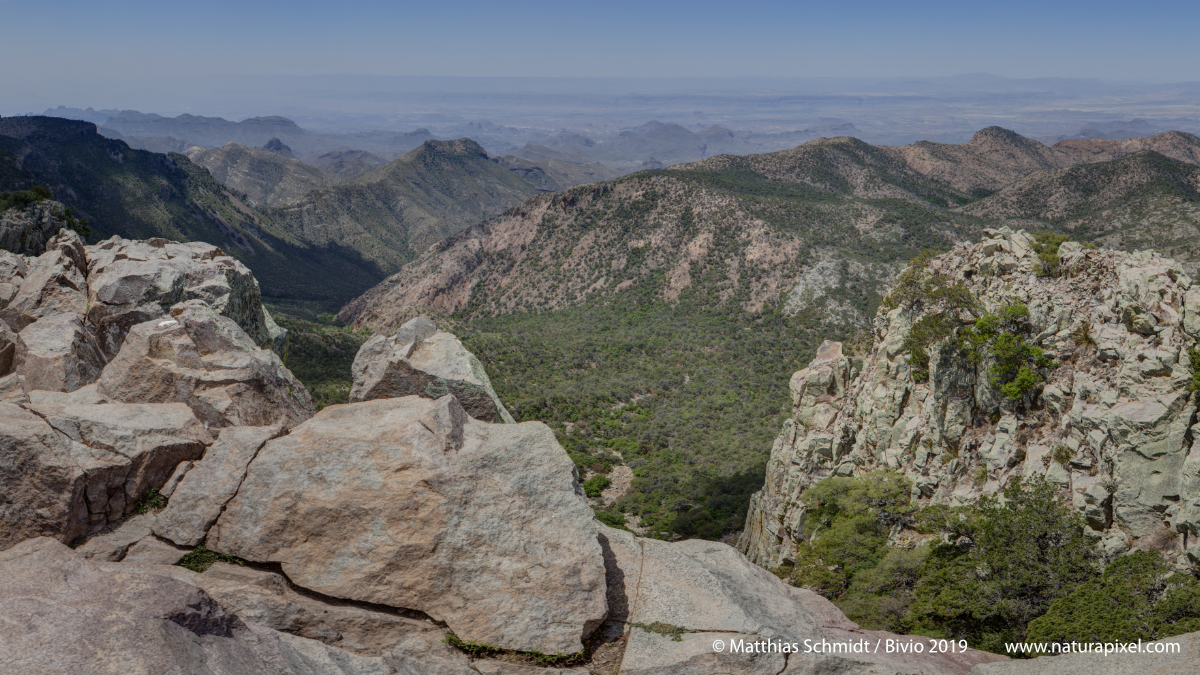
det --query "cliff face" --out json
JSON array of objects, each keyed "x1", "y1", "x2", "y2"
[{"x1": 741, "y1": 227, "x2": 1200, "y2": 570}]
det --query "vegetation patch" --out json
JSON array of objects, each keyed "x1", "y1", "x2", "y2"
[
  {"x1": 961, "y1": 303, "x2": 1058, "y2": 403},
  {"x1": 271, "y1": 310, "x2": 371, "y2": 410},
  {"x1": 442, "y1": 632, "x2": 586, "y2": 667},
  {"x1": 1027, "y1": 549, "x2": 1200, "y2": 644},
  {"x1": 177, "y1": 545, "x2": 246, "y2": 573},
  {"x1": 133, "y1": 487, "x2": 167, "y2": 514},
  {"x1": 462, "y1": 296, "x2": 847, "y2": 541},
  {"x1": 777, "y1": 474, "x2": 1104, "y2": 655},
  {"x1": 582, "y1": 474, "x2": 612, "y2": 498}
]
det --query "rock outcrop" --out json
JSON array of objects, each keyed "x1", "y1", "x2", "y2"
[
  {"x1": 0, "y1": 229, "x2": 89, "y2": 332},
  {"x1": 97, "y1": 300, "x2": 314, "y2": 430},
  {"x1": 208, "y1": 394, "x2": 604, "y2": 653},
  {"x1": 86, "y1": 235, "x2": 286, "y2": 356},
  {"x1": 600, "y1": 525, "x2": 1004, "y2": 674},
  {"x1": 14, "y1": 311, "x2": 105, "y2": 393},
  {"x1": 741, "y1": 227, "x2": 1200, "y2": 570},
  {"x1": 153, "y1": 425, "x2": 282, "y2": 546},
  {"x1": 0, "y1": 400, "x2": 211, "y2": 549},
  {"x1": 0, "y1": 199, "x2": 76, "y2": 256},
  {"x1": 349, "y1": 316, "x2": 515, "y2": 423}
]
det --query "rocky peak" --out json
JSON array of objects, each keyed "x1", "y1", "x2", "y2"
[
  {"x1": 0, "y1": 199, "x2": 80, "y2": 257},
  {"x1": 419, "y1": 138, "x2": 488, "y2": 159},
  {"x1": 260, "y1": 137, "x2": 294, "y2": 158},
  {"x1": 742, "y1": 227, "x2": 1200, "y2": 571}
]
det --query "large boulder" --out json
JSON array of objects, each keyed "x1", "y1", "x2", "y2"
[
  {"x1": 84, "y1": 235, "x2": 286, "y2": 357},
  {"x1": 0, "y1": 537, "x2": 397, "y2": 675},
  {"x1": 0, "y1": 229, "x2": 88, "y2": 332},
  {"x1": 154, "y1": 425, "x2": 282, "y2": 546},
  {"x1": 14, "y1": 312, "x2": 106, "y2": 393},
  {"x1": 208, "y1": 395, "x2": 606, "y2": 654},
  {"x1": 97, "y1": 300, "x2": 314, "y2": 430},
  {"x1": 600, "y1": 526, "x2": 1005, "y2": 674},
  {"x1": 0, "y1": 400, "x2": 211, "y2": 550},
  {"x1": 350, "y1": 316, "x2": 515, "y2": 423}
]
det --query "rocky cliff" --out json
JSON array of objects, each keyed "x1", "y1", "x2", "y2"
[
  {"x1": 741, "y1": 227, "x2": 1200, "y2": 572},
  {"x1": 0, "y1": 234, "x2": 1007, "y2": 674}
]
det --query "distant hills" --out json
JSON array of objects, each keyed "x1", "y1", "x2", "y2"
[
  {"x1": 341, "y1": 126, "x2": 1200, "y2": 331},
  {"x1": 513, "y1": 119, "x2": 864, "y2": 173},
  {"x1": 262, "y1": 139, "x2": 551, "y2": 275},
  {"x1": 184, "y1": 142, "x2": 331, "y2": 207},
  {"x1": 0, "y1": 116, "x2": 386, "y2": 310}
]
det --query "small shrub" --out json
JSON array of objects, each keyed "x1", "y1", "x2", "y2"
[
  {"x1": 443, "y1": 633, "x2": 503, "y2": 657},
  {"x1": 1052, "y1": 444, "x2": 1074, "y2": 466},
  {"x1": 177, "y1": 545, "x2": 246, "y2": 573},
  {"x1": 1030, "y1": 232, "x2": 1070, "y2": 277},
  {"x1": 1074, "y1": 322, "x2": 1097, "y2": 352},
  {"x1": 594, "y1": 509, "x2": 632, "y2": 531},
  {"x1": 582, "y1": 474, "x2": 611, "y2": 498},
  {"x1": 973, "y1": 465, "x2": 988, "y2": 487},
  {"x1": 134, "y1": 487, "x2": 167, "y2": 514},
  {"x1": 1188, "y1": 347, "x2": 1200, "y2": 393}
]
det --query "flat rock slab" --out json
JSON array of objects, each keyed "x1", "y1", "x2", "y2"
[
  {"x1": 0, "y1": 537, "x2": 398, "y2": 675},
  {"x1": 155, "y1": 425, "x2": 281, "y2": 546},
  {"x1": 209, "y1": 395, "x2": 606, "y2": 654},
  {"x1": 599, "y1": 527, "x2": 1005, "y2": 675}
]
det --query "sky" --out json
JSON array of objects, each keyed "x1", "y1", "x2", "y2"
[{"x1": 3, "y1": 0, "x2": 1198, "y2": 115}]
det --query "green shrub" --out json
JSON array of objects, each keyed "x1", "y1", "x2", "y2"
[
  {"x1": 781, "y1": 471, "x2": 913, "y2": 597},
  {"x1": 582, "y1": 474, "x2": 611, "y2": 498},
  {"x1": 134, "y1": 487, "x2": 166, "y2": 514},
  {"x1": 1030, "y1": 232, "x2": 1071, "y2": 277},
  {"x1": 0, "y1": 185, "x2": 53, "y2": 212},
  {"x1": 1188, "y1": 346, "x2": 1200, "y2": 393},
  {"x1": 961, "y1": 304, "x2": 1057, "y2": 403},
  {"x1": 1051, "y1": 444, "x2": 1074, "y2": 466},
  {"x1": 1026, "y1": 550, "x2": 1200, "y2": 644},
  {"x1": 177, "y1": 545, "x2": 246, "y2": 573},
  {"x1": 907, "y1": 476, "x2": 1097, "y2": 654},
  {"x1": 594, "y1": 509, "x2": 631, "y2": 531}
]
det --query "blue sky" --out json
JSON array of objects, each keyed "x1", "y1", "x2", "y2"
[{"x1": 3, "y1": 0, "x2": 1197, "y2": 81}]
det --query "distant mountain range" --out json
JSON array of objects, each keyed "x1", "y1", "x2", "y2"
[
  {"x1": 43, "y1": 106, "x2": 862, "y2": 175},
  {"x1": 0, "y1": 117, "x2": 619, "y2": 314},
  {"x1": 340, "y1": 126, "x2": 1200, "y2": 331},
  {"x1": 0, "y1": 116, "x2": 385, "y2": 310},
  {"x1": 513, "y1": 120, "x2": 863, "y2": 173}
]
